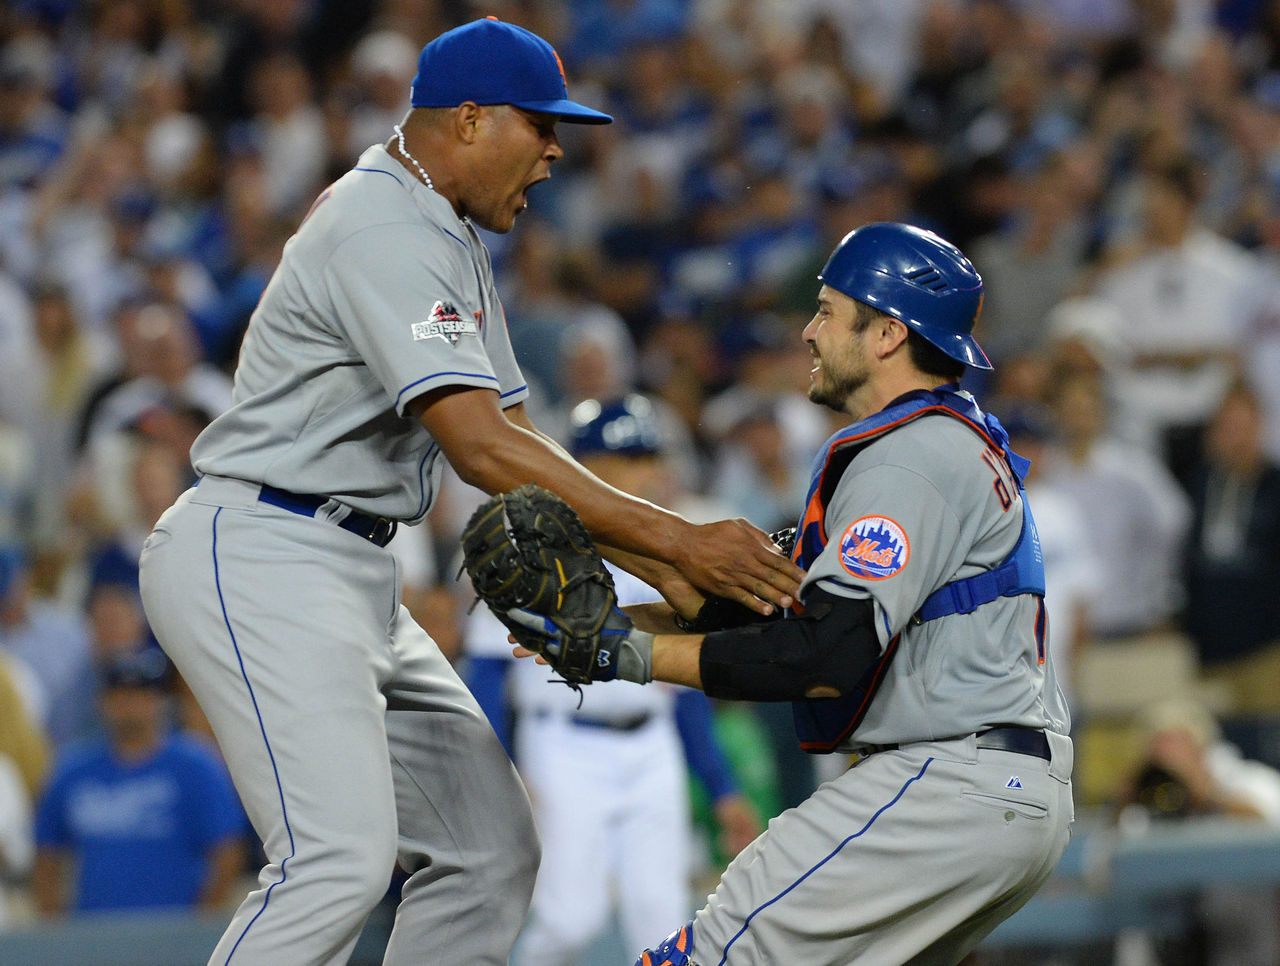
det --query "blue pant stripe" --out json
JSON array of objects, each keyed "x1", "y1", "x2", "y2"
[
  {"x1": 212, "y1": 508, "x2": 298, "y2": 964},
  {"x1": 715, "y1": 756, "x2": 935, "y2": 965}
]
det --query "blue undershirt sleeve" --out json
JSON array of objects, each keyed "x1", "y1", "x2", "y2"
[{"x1": 675, "y1": 688, "x2": 738, "y2": 804}]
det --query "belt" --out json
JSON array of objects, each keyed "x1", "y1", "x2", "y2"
[
  {"x1": 855, "y1": 726, "x2": 1051, "y2": 762},
  {"x1": 571, "y1": 711, "x2": 653, "y2": 732},
  {"x1": 257, "y1": 484, "x2": 399, "y2": 547},
  {"x1": 975, "y1": 726, "x2": 1051, "y2": 760}
]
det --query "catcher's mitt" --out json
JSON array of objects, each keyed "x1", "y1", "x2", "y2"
[
  {"x1": 673, "y1": 526, "x2": 798, "y2": 633},
  {"x1": 461, "y1": 484, "x2": 631, "y2": 686}
]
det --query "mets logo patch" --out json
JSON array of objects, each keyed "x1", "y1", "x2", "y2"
[
  {"x1": 411, "y1": 301, "x2": 479, "y2": 346},
  {"x1": 839, "y1": 515, "x2": 910, "y2": 580}
]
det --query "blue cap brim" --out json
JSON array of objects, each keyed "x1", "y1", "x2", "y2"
[{"x1": 511, "y1": 98, "x2": 612, "y2": 124}]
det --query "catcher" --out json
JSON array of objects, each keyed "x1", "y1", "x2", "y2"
[{"x1": 464, "y1": 223, "x2": 1074, "y2": 966}]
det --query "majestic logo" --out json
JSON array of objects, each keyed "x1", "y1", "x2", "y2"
[
  {"x1": 839, "y1": 515, "x2": 909, "y2": 580},
  {"x1": 411, "y1": 301, "x2": 479, "y2": 345},
  {"x1": 1006, "y1": 776, "x2": 1023, "y2": 789}
]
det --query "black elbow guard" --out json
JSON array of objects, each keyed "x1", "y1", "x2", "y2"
[{"x1": 698, "y1": 588, "x2": 881, "y2": 702}]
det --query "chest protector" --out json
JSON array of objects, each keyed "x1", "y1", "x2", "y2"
[{"x1": 790, "y1": 387, "x2": 1046, "y2": 752}]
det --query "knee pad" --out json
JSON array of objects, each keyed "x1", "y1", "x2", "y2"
[{"x1": 636, "y1": 922, "x2": 697, "y2": 966}]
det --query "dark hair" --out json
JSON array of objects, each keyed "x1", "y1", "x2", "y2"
[
  {"x1": 853, "y1": 300, "x2": 967, "y2": 381},
  {"x1": 906, "y1": 330, "x2": 967, "y2": 381}
]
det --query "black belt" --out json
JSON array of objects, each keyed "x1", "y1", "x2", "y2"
[
  {"x1": 258, "y1": 484, "x2": 399, "y2": 547},
  {"x1": 857, "y1": 726, "x2": 1051, "y2": 761},
  {"x1": 975, "y1": 726, "x2": 1052, "y2": 760},
  {"x1": 569, "y1": 711, "x2": 653, "y2": 732}
]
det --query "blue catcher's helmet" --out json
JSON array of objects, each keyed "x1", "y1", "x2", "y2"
[
  {"x1": 819, "y1": 222, "x2": 992, "y2": 370},
  {"x1": 569, "y1": 393, "x2": 664, "y2": 458}
]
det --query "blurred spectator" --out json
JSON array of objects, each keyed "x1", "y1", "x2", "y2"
[
  {"x1": 1000, "y1": 402, "x2": 1101, "y2": 719},
  {"x1": 705, "y1": 398, "x2": 809, "y2": 535},
  {"x1": 81, "y1": 437, "x2": 191, "y2": 602},
  {"x1": 233, "y1": 50, "x2": 328, "y2": 220},
  {"x1": 208, "y1": 0, "x2": 324, "y2": 126},
  {"x1": 342, "y1": 29, "x2": 420, "y2": 161},
  {"x1": 1042, "y1": 294, "x2": 1132, "y2": 385},
  {"x1": 73, "y1": 297, "x2": 230, "y2": 460},
  {"x1": 0, "y1": 33, "x2": 70, "y2": 192},
  {"x1": 29, "y1": 127, "x2": 160, "y2": 334},
  {"x1": 0, "y1": 648, "x2": 50, "y2": 929},
  {"x1": 0, "y1": 264, "x2": 38, "y2": 431},
  {"x1": 968, "y1": 143, "x2": 1104, "y2": 365},
  {"x1": 1115, "y1": 696, "x2": 1280, "y2": 966},
  {"x1": 1239, "y1": 201, "x2": 1280, "y2": 463},
  {"x1": 0, "y1": 413, "x2": 33, "y2": 548},
  {"x1": 1041, "y1": 364, "x2": 1192, "y2": 639},
  {"x1": 31, "y1": 650, "x2": 246, "y2": 915},
  {"x1": 1182, "y1": 381, "x2": 1280, "y2": 718},
  {"x1": 1119, "y1": 697, "x2": 1280, "y2": 824},
  {"x1": 564, "y1": 0, "x2": 688, "y2": 74},
  {"x1": 1094, "y1": 157, "x2": 1257, "y2": 477},
  {"x1": 0, "y1": 543, "x2": 92, "y2": 750},
  {"x1": 25, "y1": 282, "x2": 105, "y2": 550}
]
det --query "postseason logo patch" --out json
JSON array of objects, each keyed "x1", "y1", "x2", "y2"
[
  {"x1": 839, "y1": 515, "x2": 910, "y2": 580},
  {"x1": 411, "y1": 301, "x2": 478, "y2": 346}
]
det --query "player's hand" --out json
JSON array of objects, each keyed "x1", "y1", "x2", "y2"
[
  {"x1": 674, "y1": 519, "x2": 804, "y2": 616},
  {"x1": 511, "y1": 642, "x2": 549, "y2": 664},
  {"x1": 648, "y1": 573, "x2": 708, "y2": 623}
]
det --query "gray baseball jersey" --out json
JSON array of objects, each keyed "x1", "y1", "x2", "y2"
[
  {"x1": 139, "y1": 146, "x2": 542, "y2": 966},
  {"x1": 190, "y1": 144, "x2": 528, "y2": 522},
  {"x1": 803, "y1": 411, "x2": 1072, "y2": 749},
  {"x1": 676, "y1": 388, "x2": 1074, "y2": 966}
]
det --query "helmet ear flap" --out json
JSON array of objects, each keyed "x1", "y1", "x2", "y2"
[{"x1": 819, "y1": 223, "x2": 992, "y2": 371}]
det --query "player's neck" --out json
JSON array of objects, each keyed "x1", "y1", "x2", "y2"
[{"x1": 848, "y1": 372, "x2": 949, "y2": 422}]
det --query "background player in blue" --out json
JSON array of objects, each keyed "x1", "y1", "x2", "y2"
[
  {"x1": 464, "y1": 394, "x2": 761, "y2": 966},
  {"x1": 511, "y1": 223, "x2": 1073, "y2": 966},
  {"x1": 137, "y1": 17, "x2": 802, "y2": 966}
]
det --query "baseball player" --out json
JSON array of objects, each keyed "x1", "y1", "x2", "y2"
[
  {"x1": 465, "y1": 394, "x2": 760, "y2": 966},
  {"x1": 136, "y1": 18, "x2": 801, "y2": 966},
  {"x1": 508, "y1": 223, "x2": 1074, "y2": 965}
]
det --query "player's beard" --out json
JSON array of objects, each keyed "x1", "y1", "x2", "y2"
[{"x1": 807, "y1": 345, "x2": 870, "y2": 414}]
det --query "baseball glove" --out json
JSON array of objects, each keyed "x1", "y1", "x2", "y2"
[
  {"x1": 673, "y1": 526, "x2": 797, "y2": 633},
  {"x1": 461, "y1": 484, "x2": 632, "y2": 686}
]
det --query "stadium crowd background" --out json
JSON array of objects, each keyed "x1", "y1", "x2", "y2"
[{"x1": 2, "y1": 0, "x2": 1280, "y2": 956}]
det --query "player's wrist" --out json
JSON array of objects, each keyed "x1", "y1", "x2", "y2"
[{"x1": 615, "y1": 629, "x2": 654, "y2": 684}]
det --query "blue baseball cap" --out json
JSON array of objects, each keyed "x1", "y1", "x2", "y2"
[
  {"x1": 410, "y1": 18, "x2": 612, "y2": 125},
  {"x1": 570, "y1": 395, "x2": 664, "y2": 458},
  {"x1": 101, "y1": 649, "x2": 172, "y2": 691}
]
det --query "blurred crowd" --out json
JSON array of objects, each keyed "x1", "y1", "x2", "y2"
[{"x1": 2, "y1": 0, "x2": 1280, "y2": 946}]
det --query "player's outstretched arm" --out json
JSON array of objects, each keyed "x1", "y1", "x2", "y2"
[{"x1": 413, "y1": 386, "x2": 803, "y2": 615}]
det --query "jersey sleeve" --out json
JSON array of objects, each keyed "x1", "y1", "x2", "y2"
[
  {"x1": 323, "y1": 222, "x2": 508, "y2": 416},
  {"x1": 804, "y1": 457, "x2": 967, "y2": 642}
]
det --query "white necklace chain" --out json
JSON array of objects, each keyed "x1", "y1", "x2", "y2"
[{"x1": 393, "y1": 124, "x2": 434, "y2": 191}]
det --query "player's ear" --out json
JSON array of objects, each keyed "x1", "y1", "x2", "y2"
[
  {"x1": 454, "y1": 102, "x2": 482, "y2": 144},
  {"x1": 875, "y1": 316, "x2": 911, "y2": 360}
]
